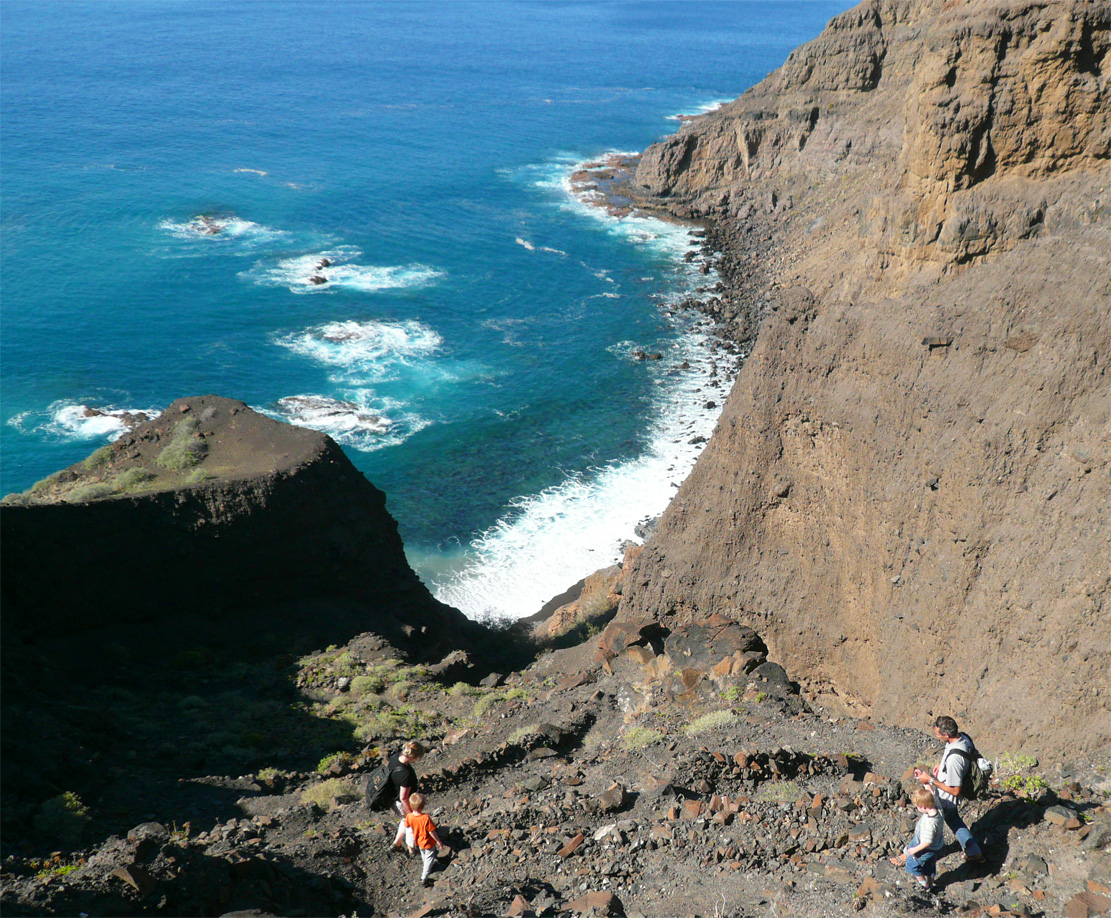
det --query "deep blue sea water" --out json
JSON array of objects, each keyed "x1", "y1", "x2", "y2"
[{"x1": 1, "y1": 0, "x2": 854, "y2": 618}]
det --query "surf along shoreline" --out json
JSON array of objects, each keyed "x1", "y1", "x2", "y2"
[{"x1": 421, "y1": 151, "x2": 756, "y2": 622}]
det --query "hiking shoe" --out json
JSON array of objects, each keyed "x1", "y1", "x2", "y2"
[
  {"x1": 422, "y1": 877, "x2": 433, "y2": 888},
  {"x1": 965, "y1": 851, "x2": 987, "y2": 864}
]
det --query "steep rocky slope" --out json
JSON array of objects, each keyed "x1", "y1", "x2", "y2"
[
  {"x1": 0, "y1": 396, "x2": 484, "y2": 848},
  {"x1": 619, "y1": 0, "x2": 1111, "y2": 758},
  {"x1": 2, "y1": 395, "x2": 474, "y2": 655},
  {"x1": 4, "y1": 613, "x2": 1109, "y2": 917}
]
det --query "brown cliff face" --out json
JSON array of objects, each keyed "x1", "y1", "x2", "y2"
[
  {"x1": 1, "y1": 395, "x2": 475, "y2": 660},
  {"x1": 621, "y1": 0, "x2": 1111, "y2": 759}
]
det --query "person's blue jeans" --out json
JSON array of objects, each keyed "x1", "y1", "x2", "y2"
[
  {"x1": 904, "y1": 846, "x2": 940, "y2": 879},
  {"x1": 938, "y1": 798, "x2": 983, "y2": 859}
]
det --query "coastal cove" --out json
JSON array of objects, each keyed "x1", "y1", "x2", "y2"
[{"x1": 0, "y1": 0, "x2": 855, "y2": 619}]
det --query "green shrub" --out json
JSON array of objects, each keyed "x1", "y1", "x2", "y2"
[
  {"x1": 67, "y1": 482, "x2": 116, "y2": 502},
  {"x1": 30, "y1": 471, "x2": 63, "y2": 495},
  {"x1": 300, "y1": 778, "x2": 359, "y2": 808},
  {"x1": 995, "y1": 752, "x2": 1039, "y2": 777},
  {"x1": 351, "y1": 674, "x2": 387, "y2": 695},
  {"x1": 509, "y1": 724, "x2": 541, "y2": 745},
  {"x1": 756, "y1": 780, "x2": 801, "y2": 804},
  {"x1": 70, "y1": 482, "x2": 113, "y2": 501},
  {"x1": 473, "y1": 692, "x2": 506, "y2": 718},
  {"x1": 35, "y1": 861, "x2": 79, "y2": 880},
  {"x1": 114, "y1": 467, "x2": 155, "y2": 492},
  {"x1": 34, "y1": 792, "x2": 91, "y2": 844},
  {"x1": 184, "y1": 468, "x2": 214, "y2": 485},
  {"x1": 683, "y1": 710, "x2": 737, "y2": 735},
  {"x1": 624, "y1": 727, "x2": 665, "y2": 750},
  {"x1": 449, "y1": 682, "x2": 481, "y2": 698},
  {"x1": 156, "y1": 417, "x2": 208, "y2": 470},
  {"x1": 1000, "y1": 774, "x2": 1050, "y2": 796},
  {"x1": 316, "y1": 752, "x2": 354, "y2": 775},
  {"x1": 352, "y1": 704, "x2": 430, "y2": 744},
  {"x1": 84, "y1": 445, "x2": 112, "y2": 470}
]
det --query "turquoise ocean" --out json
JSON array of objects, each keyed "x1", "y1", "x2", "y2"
[{"x1": 1, "y1": 1, "x2": 853, "y2": 619}]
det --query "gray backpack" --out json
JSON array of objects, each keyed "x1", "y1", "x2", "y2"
[{"x1": 944, "y1": 743, "x2": 992, "y2": 800}]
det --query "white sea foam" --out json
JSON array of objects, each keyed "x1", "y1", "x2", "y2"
[
  {"x1": 533, "y1": 152, "x2": 713, "y2": 292},
  {"x1": 432, "y1": 324, "x2": 737, "y2": 620},
  {"x1": 275, "y1": 319, "x2": 443, "y2": 383},
  {"x1": 7, "y1": 400, "x2": 160, "y2": 442},
  {"x1": 158, "y1": 214, "x2": 290, "y2": 253},
  {"x1": 515, "y1": 236, "x2": 566, "y2": 256},
  {"x1": 267, "y1": 394, "x2": 428, "y2": 452},
  {"x1": 246, "y1": 247, "x2": 443, "y2": 293},
  {"x1": 482, "y1": 317, "x2": 534, "y2": 348},
  {"x1": 430, "y1": 150, "x2": 735, "y2": 618},
  {"x1": 667, "y1": 97, "x2": 734, "y2": 121},
  {"x1": 234, "y1": 168, "x2": 268, "y2": 176}
]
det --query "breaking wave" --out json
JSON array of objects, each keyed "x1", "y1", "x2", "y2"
[
  {"x1": 268, "y1": 394, "x2": 429, "y2": 452},
  {"x1": 246, "y1": 247, "x2": 443, "y2": 293},
  {"x1": 7, "y1": 400, "x2": 160, "y2": 442}
]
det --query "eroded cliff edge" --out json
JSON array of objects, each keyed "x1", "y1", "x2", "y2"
[
  {"x1": 1, "y1": 395, "x2": 479, "y2": 657},
  {"x1": 619, "y1": 0, "x2": 1111, "y2": 758}
]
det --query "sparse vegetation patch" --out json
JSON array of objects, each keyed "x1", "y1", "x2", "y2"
[
  {"x1": 683, "y1": 710, "x2": 737, "y2": 735},
  {"x1": 33, "y1": 792, "x2": 90, "y2": 845},
  {"x1": 156, "y1": 417, "x2": 208, "y2": 470},
  {"x1": 624, "y1": 726, "x2": 665, "y2": 749}
]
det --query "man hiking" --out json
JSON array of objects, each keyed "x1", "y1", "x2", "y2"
[{"x1": 914, "y1": 715, "x2": 986, "y2": 863}]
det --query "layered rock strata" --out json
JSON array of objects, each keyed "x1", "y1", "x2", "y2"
[{"x1": 619, "y1": 0, "x2": 1111, "y2": 757}]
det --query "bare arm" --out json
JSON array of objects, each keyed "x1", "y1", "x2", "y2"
[{"x1": 914, "y1": 767, "x2": 960, "y2": 798}]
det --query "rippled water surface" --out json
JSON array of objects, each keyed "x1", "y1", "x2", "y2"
[{"x1": 1, "y1": 0, "x2": 854, "y2": 617}]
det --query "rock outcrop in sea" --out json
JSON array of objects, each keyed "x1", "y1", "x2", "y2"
[{"x1": 612, "y1": 0, "x2": 1111, "y2": 760}]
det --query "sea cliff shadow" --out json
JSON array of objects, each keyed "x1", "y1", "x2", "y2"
[{"x1": 1, "y1": 598, "x2": 369, "y2": 860}]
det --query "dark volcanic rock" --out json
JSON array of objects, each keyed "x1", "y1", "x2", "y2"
[{"x1": 1, "y1": 395, "x2": 477, "y2": 657}]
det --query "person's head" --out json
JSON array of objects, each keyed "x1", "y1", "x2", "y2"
[
  {"x1": 933, "y1": 716, "x2": 959, "y2": 741},
  {"x1": 408, "y1": 792, "x2": 425, "y2": 813},
  {"x1": 402, "y1": 741, "x2": 426, "y2": 761},
  {"x1": 912, "y1": 787, "x2": 936, "y2": 811}
]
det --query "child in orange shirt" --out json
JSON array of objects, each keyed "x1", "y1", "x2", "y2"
[{"x1": 391, "y1": 792, "x2": 444, "y2": 887}]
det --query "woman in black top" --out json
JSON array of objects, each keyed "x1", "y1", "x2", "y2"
[{"x1": 391, "y1": 741, "x2": 426, "y2": 848}]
